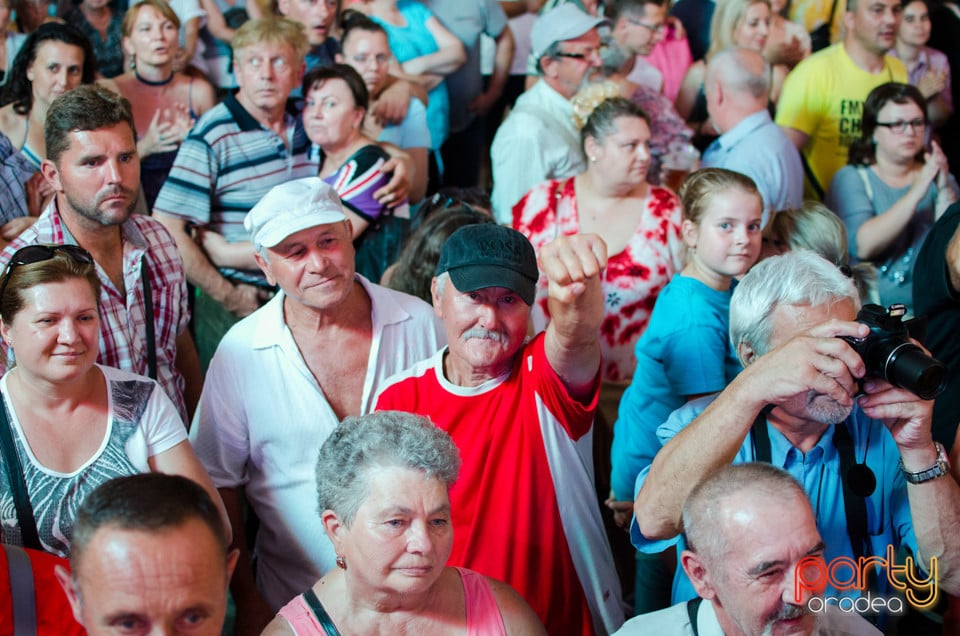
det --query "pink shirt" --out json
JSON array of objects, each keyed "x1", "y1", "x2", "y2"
[{"x1": 276, "y1": 568, "x2": 507, "y2": 635}]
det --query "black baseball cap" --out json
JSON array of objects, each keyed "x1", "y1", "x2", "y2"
[{"x1": 436, "y1": 225, "x2": 539, "y2": 305}]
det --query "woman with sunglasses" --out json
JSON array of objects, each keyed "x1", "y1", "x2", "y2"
[
  {"x1": 0, "y1": 245, "x2": 227, "y2": 557},
  {"x1": 826, "y1": 82, "x2": 959, "y2": 311}
]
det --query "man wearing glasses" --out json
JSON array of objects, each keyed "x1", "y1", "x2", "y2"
[
  {"x1": 490, "y1": 3, "x2": 606, "y2": 222},
  {"x1": 608, "y1": 0, "x2": 668, "y2": 91}
]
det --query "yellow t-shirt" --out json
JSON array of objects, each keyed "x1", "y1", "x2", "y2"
[{"x1": 775, "y1": 44, "x2": 907, "y2": 199}]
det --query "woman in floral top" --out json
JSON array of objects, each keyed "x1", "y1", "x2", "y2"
[{"x1": 513, "y1": 92, "x2": 684, "y2": 419}]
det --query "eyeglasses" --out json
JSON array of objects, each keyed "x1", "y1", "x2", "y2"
[
  {"x1": 0, "y1": 245, "x2": 94, "y2": 302},
  {"x1": 626, "y1": 17, "x2": 666, "y2": 34},
  {"x1": 555, "y1": 52, "x2": 591, "y2": 61},
  {"x1": 875, "y1": 118, "x2": 926, "y2": 134}
]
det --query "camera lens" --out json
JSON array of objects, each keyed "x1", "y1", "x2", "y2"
[{"x1": 884, "y1": 343, "x2": 948, "y2": 400}]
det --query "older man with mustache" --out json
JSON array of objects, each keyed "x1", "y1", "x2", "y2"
[{"x1": 376, "y1": 225, "x2": 625, "y2": 635}]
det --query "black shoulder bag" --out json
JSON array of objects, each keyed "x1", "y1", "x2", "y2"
[{"x1": 0, "y1": 396, "x2": 42, "y2": 550}]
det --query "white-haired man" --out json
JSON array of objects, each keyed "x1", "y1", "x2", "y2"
[
  {"x1": 190, "y1": 178, "x2": 444, "y2": 634},
  {"x1": 632, "y1": 250, "x2": 960, "y2": 609}
]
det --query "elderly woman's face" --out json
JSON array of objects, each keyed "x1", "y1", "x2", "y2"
[
  {"x1": 0, "y1": 278, "x2": 100, "y2": 384},
  {"x1": 334, "y1": 466, "x2": 453, "y2": 595},
  {"x1": 27, "y1": 41, "x2": 86, "y2": 107},
  {"x1": 303, "y1": 78, "x2": 365, "y2": 150}
]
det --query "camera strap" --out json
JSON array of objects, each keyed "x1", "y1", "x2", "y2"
[{"x1": 750, "y1": 413, "x2": 869, "y2": 562}]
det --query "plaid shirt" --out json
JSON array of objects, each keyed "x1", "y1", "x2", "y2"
[{"x1": 0, "y1": 200, "x2": 190, "y2": 421}]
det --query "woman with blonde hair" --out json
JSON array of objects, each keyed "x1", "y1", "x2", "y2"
[
  {"x1": 762, "y1": 202, "x2": 879, "y2": 305},
  {"x1": 675, "y1": 0, "x2": 788, "y2": 146}
]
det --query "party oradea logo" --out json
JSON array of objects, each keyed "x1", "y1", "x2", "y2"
[{"x1": 795, "y1": 546, "x2": 938, "y2": 615}]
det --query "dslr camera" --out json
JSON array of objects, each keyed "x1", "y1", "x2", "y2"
[{"x1": 840, "y1": 304, "x2": 947, "y2": 400}]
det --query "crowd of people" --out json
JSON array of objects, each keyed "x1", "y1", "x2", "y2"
[{"x1": 3, "y1": 0, "x2": 960, "y2": 634}]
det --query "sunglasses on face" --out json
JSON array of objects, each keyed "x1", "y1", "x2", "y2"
[{"x1": 0, "y1": 245, "x2": 95, "y2": 302}]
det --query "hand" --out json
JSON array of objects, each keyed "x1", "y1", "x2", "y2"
[
  {"x1": 198, "y1": 228, "x2": 232, "y2": 264},
  {"x1": 917, "y1": 68, "x2": 948, "y2": 101},
  {"x1": 139, "y1": 106, "x2": 194, "y2": 157},
  {"x1": 222, "y1": 283, "x2": 261, "y2": 318},
  {"x1": 24, "y1": 171, "x2": 53, "y2": 216},
  {"x1": 373, "y1": 156, "x2": 410, "y2": 205},
  {"x1": 539, "y1": 233, "x2": 607, "y2": 303},
  {"x1": 0, "y1": 216, "x2": 37, "y2": 241},
  {"x1": 742, "y1": 319, "x2": 870, "y2": 412},
  {"x1": 766, "y1": 35, "x2": 805, "y2": 67},
  {"x1": 927, "y1": 140, "x2": 952, "y2": 190},
  {"x1": 665, "y1": 15, "x2": 686, "y2": 40},
  {"x1": 858, "y1": 377, "x2": 935, "y2": 455},
  {"x1": 605, "y1": 497, "x2": 634, "y2": 530},
  {"x1": 372, "y1": 79, "x2": 412, "y2": 126},
  {"x1": 469, "y1": 90, "x2": 498, "y2": 117},
  {"x1": 919, "y1": 141, "x2": 947, "y2": 189}
]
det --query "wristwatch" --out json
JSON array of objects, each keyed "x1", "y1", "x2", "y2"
[{"x1": 900, "y1": 442, "x2": 951, "y2": 484}]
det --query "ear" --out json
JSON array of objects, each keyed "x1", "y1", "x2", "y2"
[
  {"x1": 431, "y1": 277, "x2": 443, "y2": 316},
  {"x1": 41, "y1": 158, "x2": 64, "y2": 195},
  {"x1": 353, "y1": 106, "x2": 366, "y2": 129},
  {"x1": 253, "y1": 251, "x2": 277, "y2": 287},
  {"x1": 681, "y1": 218, "x2": 699, "y2": 249},
  {"x1": 737, "y1": 340, "x2": 758, "y2": 367},
  {"x1": 122, "y1": 36, "x2": 135, "y2": 58},
  {"x1": 54, "y1": 565, "x2": 85, "y2": 625},
  {"x1": 0, "y1": 319, "x2": 11, "y2": 345},
  {"x1": 321, "y1": 509, "x2": 346, "y2": 550},
  {"x1": 539, "y1": 56, "x2": 559, "y2": 79},
  {"x1": 225, "y1": 548, "x2": 240, "y2": 581},
  {"x1": 583, "y1": 135, "x2": 600, "y2": 161},
  {"x1": 681, "y1": 549, "x2": 720, "y2": 602},
  {"x1": 842, "y1": 9, "x2": 855, "y2": 33}
]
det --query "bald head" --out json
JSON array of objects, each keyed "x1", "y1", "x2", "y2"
[
  {"x1": 682, "y1": 463, "x2": 809, "y2": 568},
  {"x1": 708, "y1": 47, "x2": 771, "y2": 101}
]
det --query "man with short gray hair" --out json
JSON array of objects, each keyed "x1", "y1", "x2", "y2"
[
  {"x1": 617, "y1": 463, "x2": 880, "y2": 635},
  {"x1": 702, "y1": 47, "x2": 803, "y2": 225},
  {"x1": 190, "y1": 177, "x2": 443, "y2": 633},
  {"x1": 489, "y1": 4, "x2": 606, "y2": 222},
  {"x1": 632, "y1": 250, "x2": 960, "y2": 610}
]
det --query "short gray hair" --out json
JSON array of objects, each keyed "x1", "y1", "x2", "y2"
[
  {"x1": 730, "y1": 250, "x2": 860, "y2": 362},
  {"x1": 707, "y1": 47, "x2": 770, "y2": 100},
  {"x1": 315, "y1": 411, "x2": 461, "y2": 526},
  {"x1": 683, "y1": 463, "x2": 808, "y2": 572}
]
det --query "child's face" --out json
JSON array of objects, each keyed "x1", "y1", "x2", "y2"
[{"x1": 683, "y1": 189, "x2": 763, "y2": 285}]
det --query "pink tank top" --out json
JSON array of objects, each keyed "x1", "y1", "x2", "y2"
[{"x1": 275, "y1": 567, "x2": 507, "y2": 635}]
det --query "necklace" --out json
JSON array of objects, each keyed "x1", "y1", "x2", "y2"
[{"x1": 135, "y1": 70, "x2": 174, "y2": 87}]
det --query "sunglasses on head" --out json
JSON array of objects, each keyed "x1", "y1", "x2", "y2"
[{"x1": 0, "y1": 245, "x2": 95, "y2": 302}]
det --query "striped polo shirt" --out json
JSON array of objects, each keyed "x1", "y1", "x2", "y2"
[{"x1": 153, "y1": 93, "x2": 317, "y2": 244}]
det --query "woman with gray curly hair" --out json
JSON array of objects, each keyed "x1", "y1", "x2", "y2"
[{"x1": 263, "y1": 411, "x2": 546, "y2": 636}]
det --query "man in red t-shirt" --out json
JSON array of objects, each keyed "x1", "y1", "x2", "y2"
[{"x1": 376, "y1": 225, "x2": 625, "y2": 635}]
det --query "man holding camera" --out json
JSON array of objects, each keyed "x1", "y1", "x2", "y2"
[{"x1": 631, "y1": 250, "x2": 960, "y2": 604}]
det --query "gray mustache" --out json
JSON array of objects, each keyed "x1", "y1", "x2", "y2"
[{"x1": 461, "y1": 328, "x2": 507, "y2": 345}]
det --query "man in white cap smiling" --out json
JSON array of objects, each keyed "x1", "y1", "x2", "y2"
[
  {"x1": 189, "y1": 177, "x2": 444, "y2": 634},
  {"x1": 489, "y1": 3, "x2": 607, "y2": 222}
]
